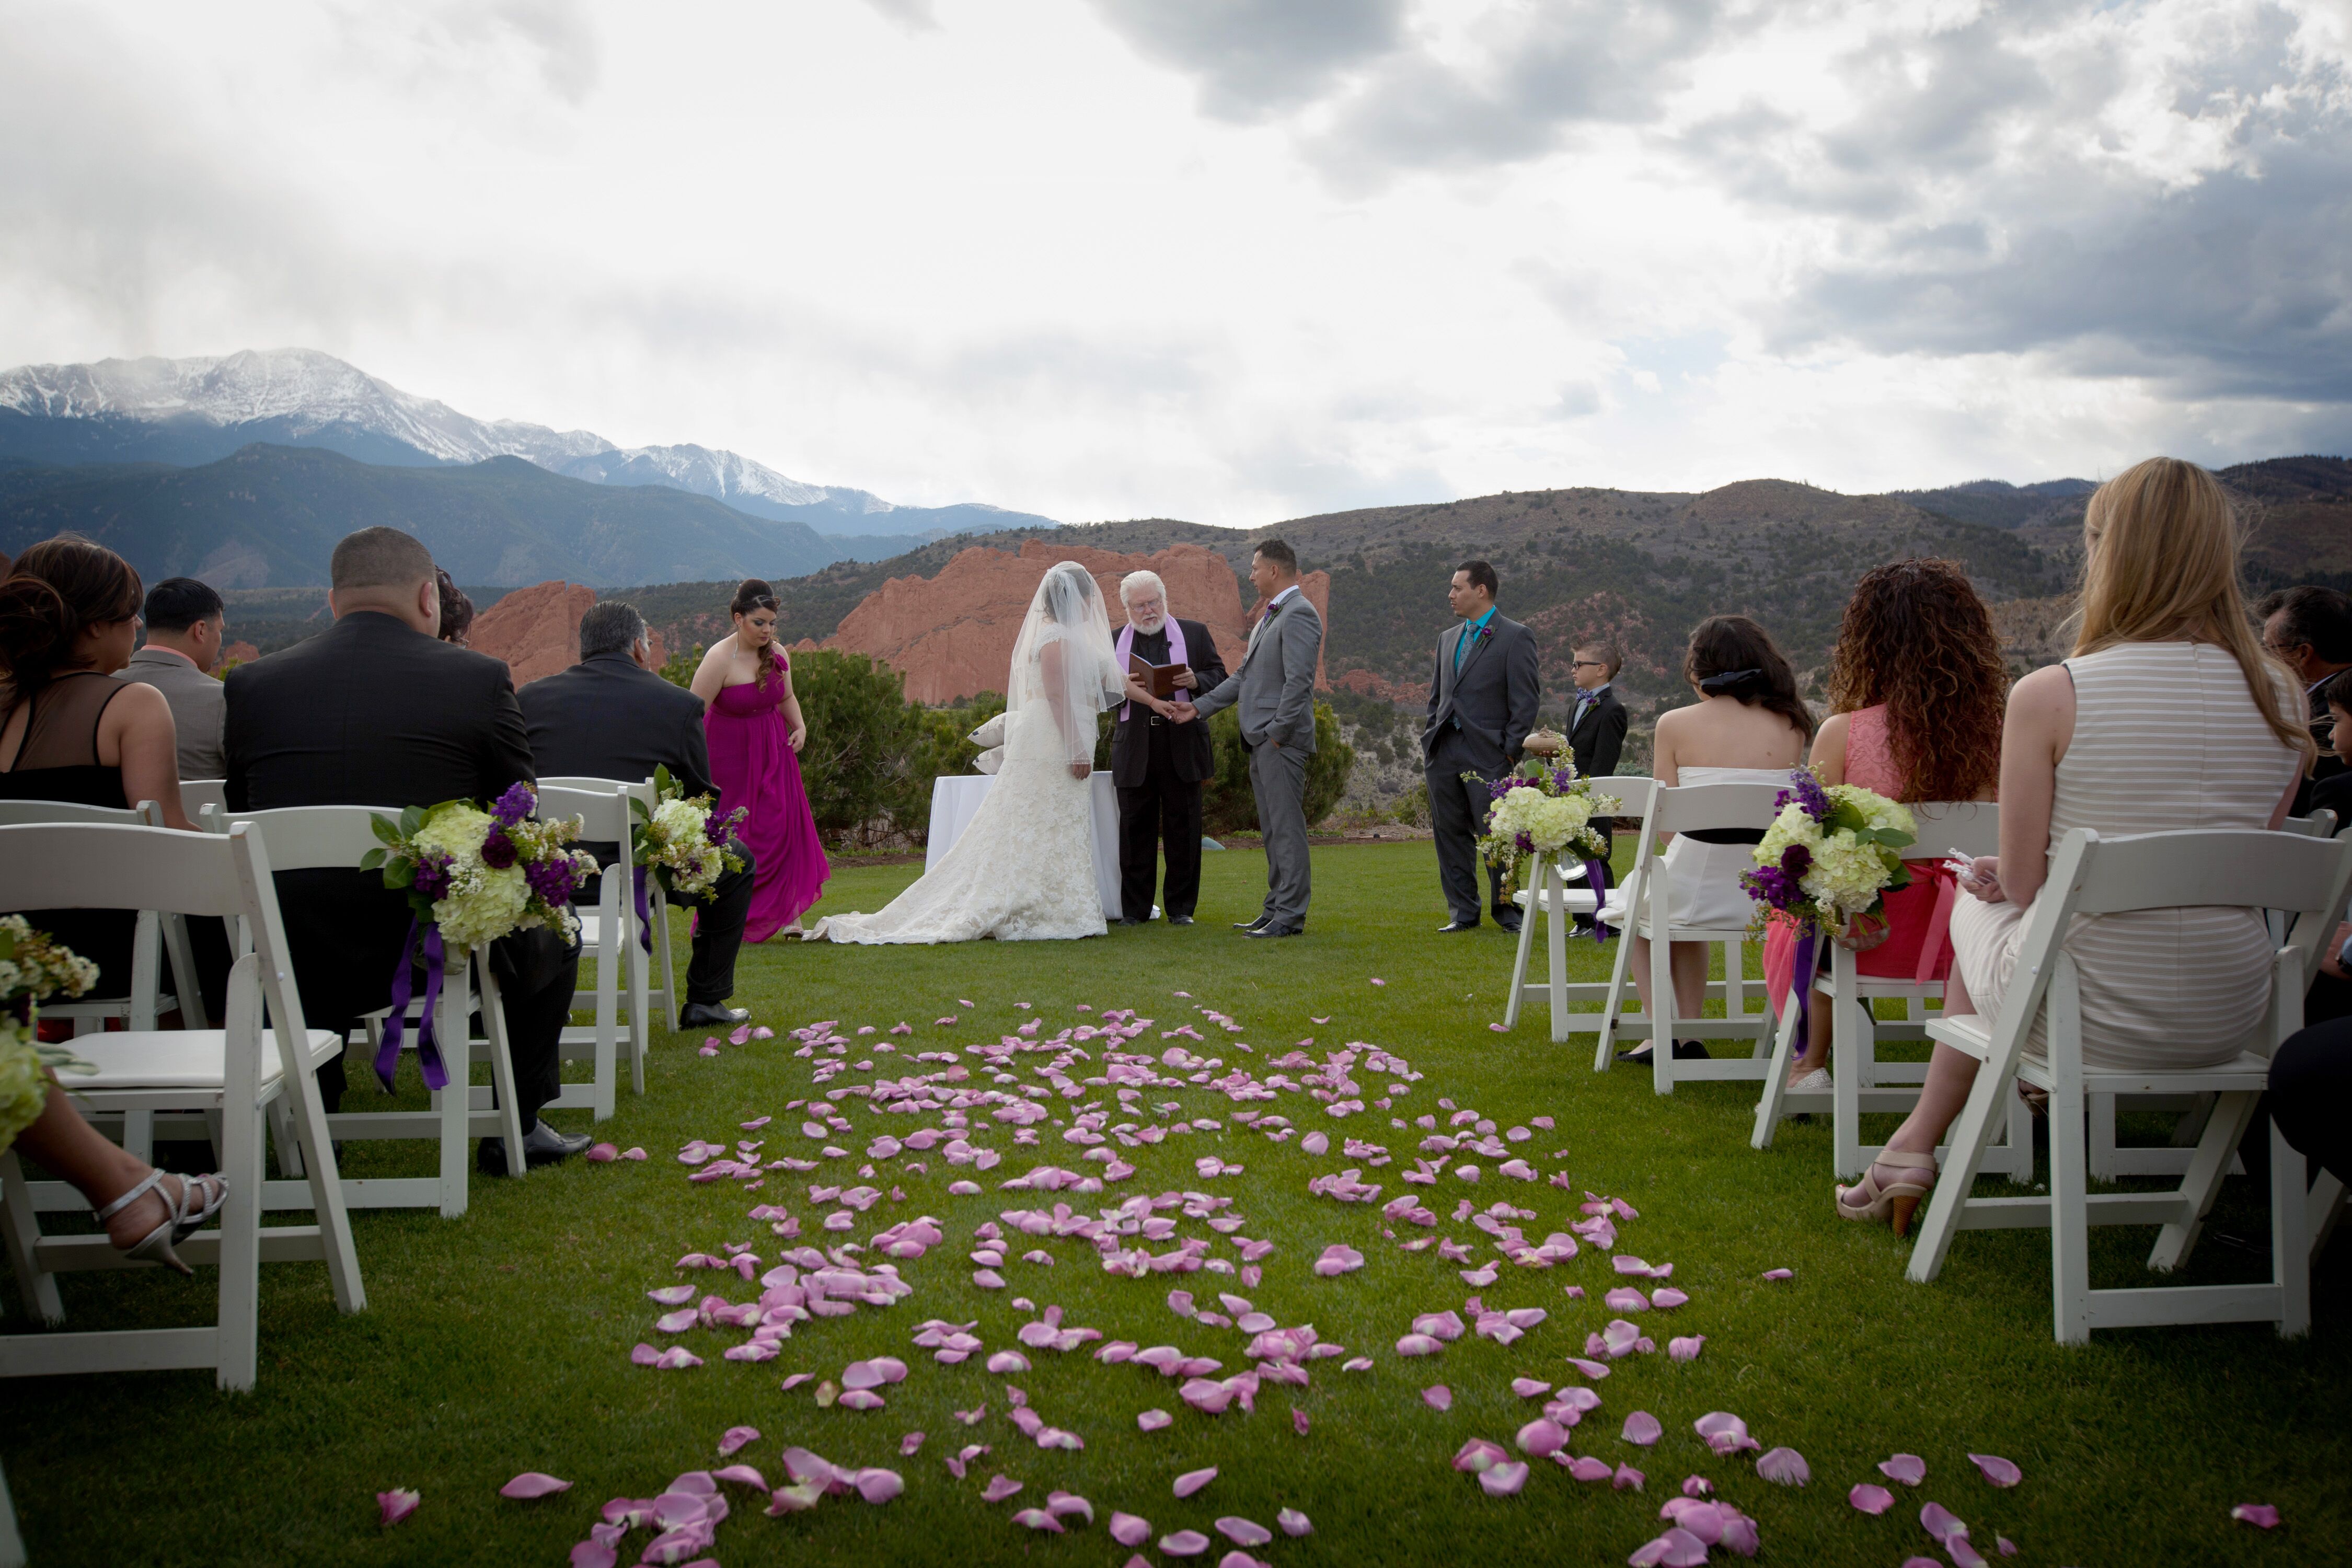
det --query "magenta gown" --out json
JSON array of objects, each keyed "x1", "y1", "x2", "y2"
[{"x1": 705, "y1": 662, "x2": 831, "y2": 940}]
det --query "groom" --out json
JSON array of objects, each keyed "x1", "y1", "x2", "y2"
[{"x1": 1179, "y1": 539, "x2": 1323, "y2": 938}]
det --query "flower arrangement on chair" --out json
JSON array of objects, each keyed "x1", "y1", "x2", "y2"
[
  {"x1": 0, "y1": 917, "x2": 99, "y2": 1150},
  {"x1": 1740, "y1": 767, "x2": 1917, "y2": 944},
  {"x1": 1468, "y1": 758, "x2": 1619, "y2": 918},
  {"x1": 361, "y1": 782, "x2": 597, "y2": 1091},
  {"x1": 632, "y1": 765, "x2": 747, "y2": 901}
]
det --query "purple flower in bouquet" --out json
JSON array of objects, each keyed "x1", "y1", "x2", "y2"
[
  {"x1": 491, "y1": 782, "x2": 535, "y2": 827},
  {"x1": 525, "y1": 857, "x2": 578, "y2": 907},
  {"x1": 1514, "y1": 831, "x2": 1535, "y2": 854},
  {"x1": 1774, "y1": 768, "x2": 1832, "y2": 822},
  {"x1": 480, "y1": 828, "x2": 518, "y2": 870},
  {"x1": 1780, "y1": 844, "x2": 1812, "y2": 877},
  {"x1": 1489, "y1": 777, "x2": 1518, "y2": 801},
  {"x1": 1740, "y1": 864, "x2": 1797, "y2": 911},
  {"x1": 1551, "y1": 768, "x2": 1574, "y2": 791},
  {"x1": 412, "y1": 850, "x2": 454, "y2": 900}
]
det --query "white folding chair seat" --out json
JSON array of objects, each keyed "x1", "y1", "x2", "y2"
[
  {"x1": 1590, "y1": 780, "x2": 1787, "y2": 1093},
  {"x1": 540, "y1": 776, "x2": 678, "y2": 1035},
  {"x1": 0, "y1": 821, "x2": 364, "y2": 1390},
  {"x1": 1752, "y1": 802, "x2": 2029, "y2": 1178},
  {"x1": 204, "y1": 804, "x2": 529, "y2": 1218},
  {"x1": 0, "y1": 799, "x2": 205, "y2": 1034},
  {"x1": 180, "y1": 779, "x2": 227, "y2": 823},
  {"x1": 1904, "y1": 826, "x2": 2352, "y2": 1343},
  {"x1": 538, "y1": 783, "x2": 654, "y2": 1119},
  {"x1": 1500, "y1": 777, "x2": 1653, "y2": 1043}
]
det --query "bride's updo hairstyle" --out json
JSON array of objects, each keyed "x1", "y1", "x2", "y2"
[
  {"x1": 0, "y1": 535, "x2": 144, "y2": 705},
  {"x1": 1683, "y1": 614, "x2": 1815, "y2": 741},
  {"x1": 1037, "y1": 562, "x2": 1101, "y2": 625},
  {"x1": 730, "y1": 578, "x2": 784, "y2": 686}
]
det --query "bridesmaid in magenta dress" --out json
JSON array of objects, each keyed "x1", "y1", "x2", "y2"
[{"x1": 693, "y1": 579, "x2": 830, "y2": 940}]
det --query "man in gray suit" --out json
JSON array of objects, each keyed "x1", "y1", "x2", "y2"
[
  {"x1": 1422, "y1": 560, "x2": 1542, "y2": 932},
  {"x1": 121, "y1": 577, "x2": 228, "y2": 781},
  {"x1": 1178, "y1": 538, "x2": 1323, "y2": 938}
]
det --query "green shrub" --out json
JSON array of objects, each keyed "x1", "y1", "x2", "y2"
[
  {"x1": 790, "y1": 650, "x2": 927, "y2": 845},
  {"x1": 659, "y1": 642, "x2": 704, "y2": 689},
  {"x1": 1199, "y1": 702, "x2": 1355, "y2": 834}
]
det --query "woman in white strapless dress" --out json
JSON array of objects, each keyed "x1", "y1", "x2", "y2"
[{"x1": 1598, "y1": 616, "x2": 1813, "y2": 1062}]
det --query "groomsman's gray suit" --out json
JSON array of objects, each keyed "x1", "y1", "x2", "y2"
[
  {"x1": 1422, "y1": 612, "x2": 1541, "y2": 926},
  {"x1": 1190, "y1": 586, "x2": 1323, "y2": 933},
  {"x1": 121, "y1": 644, "x2": 226, "y2": 781}
]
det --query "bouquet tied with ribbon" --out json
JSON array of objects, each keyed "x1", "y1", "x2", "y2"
[
  {"x1": 631, "y1": 764, "x2": 747, "y2": 902},
  {"x1": 1467, "y1": 758, "x2": 1620, "y2": 930},
  {"x1": 1740, "y1": 767, "x2": 1918, "y2": 1037},
  {"x1": 1, "y1": 916, "x2": 99, "y2": 1151},
  {"x1": 361, "y1": 782, "x2": 597, "y2": 1091}
]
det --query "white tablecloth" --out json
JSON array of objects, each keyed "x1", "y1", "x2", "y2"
[{"x1": 925, "y1": 771, "x2": 1124, "y2": 919}]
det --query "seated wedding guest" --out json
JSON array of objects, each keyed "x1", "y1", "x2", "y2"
[
  {"x1": 1837, "y1": 458, "x2": 2308, "y2": 1236},
  {"x1": 521, "y1": 601, "x2": 756, "y2": 1027},
  {"x1": 2, "y1": 538, "x2": 198, "y2": 1004},
  {"x1": 2256, "y1": 584, "x2": 2349, "y2": 813},
  {"x1": 3, "y1": 1057, "x2": 225, "y2": 1274},
  {"x1": 224, "y1": 526, "x2": 588, "y2": 1174},
  {"x1": 435, "y1": 567, "x2": 476, "y2": 645},
  {"x1": 1598, "y1": 615, "x2": 1813, "y2": 1062},
  {"x1": 1766, "y1": 560, "x2": 2006, "y2": 1091},
  {"x1": 121, "y1": 576, "x2": 227, "y2": 781},
  {"x1": 1108, "y1": 570, "x2": 1228, "y2": 926}
]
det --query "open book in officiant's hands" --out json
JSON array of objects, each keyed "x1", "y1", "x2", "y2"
[{"x1": 1127, "y1": 654, "x2": 1192, "y2": 700}]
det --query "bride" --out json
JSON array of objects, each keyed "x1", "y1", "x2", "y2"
[{"x1": 812, "y1": 562, "x2": 1155, "y2": 944}]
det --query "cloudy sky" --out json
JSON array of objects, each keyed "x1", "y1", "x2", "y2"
[{"x1": 2, "y1": 0, "x2": 2345, "y2": 524}]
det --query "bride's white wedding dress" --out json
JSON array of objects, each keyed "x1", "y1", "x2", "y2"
[{"x1": 811, "y1": 563, "x2": 1125, "y2": 945}]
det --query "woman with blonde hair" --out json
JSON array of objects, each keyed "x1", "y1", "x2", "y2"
[{"x1": 1837, "y1": 458, "x2": 2311, "y2": 1235}]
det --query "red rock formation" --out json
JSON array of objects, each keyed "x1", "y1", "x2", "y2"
[
  {"x1": 826, "y1": 538, "x2": 1329, "y2": 705},
  {"x1": 470, "y1": 581, "x2": 597, "y2": 687},
  {"x1": 220, "y1": 640, "x2": 261, "y2": 666}
]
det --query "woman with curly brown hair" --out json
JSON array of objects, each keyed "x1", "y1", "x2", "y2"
[{"x1": 1764, "y1": 559, "x2": 2007, "y2": 1090}]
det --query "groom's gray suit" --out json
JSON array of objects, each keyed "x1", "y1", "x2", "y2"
[{"x1": 1190, "y1": 585, "x2": 1323, "y2": 932}]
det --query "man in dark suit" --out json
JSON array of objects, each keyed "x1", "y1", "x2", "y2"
[
  {"x1": 1422, "y1": 560, "x2": 1541, "y2": 933},
  {"x1": 1108, "y1": 570, "x2": 1230, "y2": 926},
  {"x1": 2258, "y1": 585, "x2": 2351, "y2": 816},
  {"x1": 520, "y1": 601, "x2": 756, "y2": 1027},
  {"x1": 224, "y1": 526, "x2": 587, "y2": 1174}
]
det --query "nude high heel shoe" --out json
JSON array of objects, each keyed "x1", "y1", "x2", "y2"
[{"x1": 1834, "y1": 1150, "x2": 1937, "y2": 1239}]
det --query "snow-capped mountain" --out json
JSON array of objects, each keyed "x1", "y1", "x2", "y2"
[{"x1": 0, "y1": 348, "x2": 1053, "y2": 540}]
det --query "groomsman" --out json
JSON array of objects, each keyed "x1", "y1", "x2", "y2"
[
  {"x1": 1108, "y1": 571, "x2": 1228, "y2": 926},
  {"x1": 1422, "y1": 560, "x2": 1540, "y2": 932},
  {"x1": 1180, "y1": 539, "x2": 1322, "y2": 938},
  {"x1": 1567, "y1": 640, "x2": 1629, "y2": 851}
]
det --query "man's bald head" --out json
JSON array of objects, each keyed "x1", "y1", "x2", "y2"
[{"x1": 328, "y1": 527, "x2": 441, "y2": 634}]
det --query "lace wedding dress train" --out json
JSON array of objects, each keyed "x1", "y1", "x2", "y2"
[{"x1": 811, "y1": 561, "x2": 1124, "y2": 945}]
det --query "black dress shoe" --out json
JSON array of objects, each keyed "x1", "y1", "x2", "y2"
[
  {"x1": 680, "y1": 1001, "x2": 751, "y2": 1028},
  {"x1": 1613, "y1": 1038, "x2": 1713, "y2": 1066},
  {"x1": 1233, "y1": 915, "x2": 1271, "y2": 930},
  {"x1": 1244, "y1": 923, "x2": 1304, "y2": 938},
  {"x1": 478, "y1": 1121, "x2": 593, "y2": 1175},
  {"x1": 1168, "y1": 915, "x2": 1194, "y2": 926},
  {"x1": 1116, "y1": 916, "x2": 1145, "y2": 926},
  {"x1": 1437, "y1": 920, "x2": 1480, "y2": 933}
]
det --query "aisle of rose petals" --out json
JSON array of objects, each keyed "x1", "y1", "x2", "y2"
[{"x1": 420, "y1": 994, "x2": 2215, "y2": 1568}]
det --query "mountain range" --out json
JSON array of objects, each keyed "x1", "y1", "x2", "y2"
[{"x1": 0, "y1": 348, "x2": 1056, "y2": 547}]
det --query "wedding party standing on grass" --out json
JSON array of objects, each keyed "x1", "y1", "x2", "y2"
[
  {"x1": 691, "y1": 579, "x2": 829, "y2": 941},
  {"x1": 1422, "y1": 558, "x2": 1543, "y2": 937}
]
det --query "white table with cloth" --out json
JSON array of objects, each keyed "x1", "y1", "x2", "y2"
[{"x1": 924, "y1": 771, "x2": 1125, "y2": 919}]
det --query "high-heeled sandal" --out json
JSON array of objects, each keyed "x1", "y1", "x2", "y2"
[
  {"x1": 1834, "y1": 1150, "x2": 1936, "y2": 1239},
  {"x1": 95, "y1": 1170, "x2": 229, "y2": 1276}
]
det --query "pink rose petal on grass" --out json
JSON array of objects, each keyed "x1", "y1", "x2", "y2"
[
  {"x1": 1174, "y1": 1466, "x2": 1218, "y2": 1498},
  {"x1": 1478, "y1": 1461, "x2": 1529, "y2": 1497},
  {"x1": 1629, "y1": 1527, "x2": 1710, "y2": 1567},
  {"x1": 1650, "y1": 1287, "x2": 1689, "y2": 1309},
  {"x1": 1756, "y1": 1447, "x2": 1809, "y2": 1486},
  {"x1": 1516, "y1": 1419, "x2": 1569, "y2": 1458},
  {"x1": 718, "y1": 1426, "x2": 759, "y2": 1457},
  {"x1": 900, "y1": 1432, "x2": 926, "y2": 1457},
  {"x1": 1011, "y1": 1508, "x2": 1065, "y2": 1532},
  {"x1": 1369, "y1": 977, "x2": 1386, "y2": 986},
  {"x1": 1423, "y1": 1385, "x2": 1454, "y2": 1412},
  {"x1": 1452, "y1": 1439, "x2": 1509, "y2": 1473},
  {"x1": 1966, "y1": 1453, "x2": 2021, "y2": 1488},
  {"x1": 1621, "y1": 1411, "x2": 1663, "y2": 1446},
  {"x1": 377, "y1": 1489, "x2": 420, "y2": 1527},
  {"x1": 1920, "y1": 1502, "x2": 1967, "y2": 1544},
  {"x1": 1560, "y1": 1456, "x2": 1613, "y2": 1483},
  {"x1": 1110, "y1": 1512, "x2": 1153, "y2": 1546},
  {"x1": 1293, "y1": 1408, "x2": 1310, "y2": 1436},
  {"x1": 1880, "y1": 1454, "x2": 1927, "y2": 1486},
  {"x1": 501, "y1": 1473, "x2": 572, "y2": 1500},
  {"x1": 1614, "y1": 1462, "x2": 1645, "y2": 1491},
  {"x1": 1566, "y1": 1357, "x2": 1611, "y2": 1380},
  {"x1": 1137, "y1": 1409, "x2": 1173, "y2": 1432},
  {"x1": 2232, "y1": 1504, "x2": 2280, "y2": 1529},
  {"x1": 981, "y1": 1474, "x2": 1023, "y2": 1503},
  {"x1": 569, "y1": 1544, "x2": 616, "y2": 1568},
  {"x1": 1667, "y1": 1336, "x2": 1705, "y2": 1363},
  {"x1": 585, "y1": 1143, "x2": 618, "y2": 1162},
  {"x1": 1217, "y1": 1517, "x2": 1273, "y2": 1547},
  {"x1": 1160, "y1": 1529, "x2": 1213, "y2": 1556},
  {"x1": 1850, "y1": 1483, "x2": 1895, "y2": 1515},
  {"x1": 1681, "y1": 1476, "x2": 1713, "y2": 1497},
  {"x1": 1760, "y1": 1268, "x2": 1793, "y2": 1281}
]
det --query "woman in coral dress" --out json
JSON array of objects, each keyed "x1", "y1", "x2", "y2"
[{"x1": 693, "y1": 579, "x2": 829, "y2": 939}]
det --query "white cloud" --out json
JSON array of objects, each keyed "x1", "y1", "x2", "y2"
[{"x1": 0, "y1": 0, "x2": 2342, "y2": 527}]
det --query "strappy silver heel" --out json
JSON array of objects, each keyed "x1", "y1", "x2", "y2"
[{"x1": 95, "y1": 1170, "x2": 229, "y2": 1276}]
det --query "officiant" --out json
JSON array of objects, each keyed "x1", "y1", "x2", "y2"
[{"x1": 1110, "y1": 570, "x2": 1229, "y2": 926}]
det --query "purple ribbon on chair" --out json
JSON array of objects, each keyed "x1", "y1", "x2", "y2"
[
  {"x1": 374, "y1": 919, "x2": 451, "y2": 1092},
  {"x1": 632, "y1": 865, "x2": 654, "y2": 954},
  {"x1": 1790, "y1": 926, "x2": 1821, "y2": 1041},
  {"x1": 1579, "y1": 858, "x2": 1615, "y2": 942}
]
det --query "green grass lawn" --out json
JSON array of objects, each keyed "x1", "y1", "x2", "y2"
[{"x1": 4, "y1": 840, "x2": 2343, "y2": 1566}]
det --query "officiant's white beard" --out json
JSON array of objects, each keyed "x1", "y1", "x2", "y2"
[{"x1": 1127, "y1": 607, "x2": 1166, "y2": 634}]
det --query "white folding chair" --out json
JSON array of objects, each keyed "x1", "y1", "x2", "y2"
[
  {"x1": 0, "y1": 799, "x2": 205, "y2": 1034},
  {"x1": 539, "y1": 776, "x2": 677, "y2": 1034},
  {"x1": 0, "y1": 821, "x2": 364, "y2": 1390},
  {"x1": 1905, "y1": 826, "x2": 2352, "y2": 1343},
  {"x1": 1501, "y1": 777, "x2": 1654, "y2": 1042},
  {"x1": 2083, "y1": 809, "x2": 2345, "y2": 1182},
  {"x1": 1592, "y1": 780, "x2": 1788, "y2": 1093},
  {"x1": 204, "y1": 805, "x2": 529, "y2": 1218},
  {"x1": 180, "y1": 779, "x2": 227, "y2": 823},
  {"x1": 538, "y1": 783, "x2": 652, "y2": 1120},
  {"x1": 1752, "y1": 802, "x2": 2030, "y2": 1179}
]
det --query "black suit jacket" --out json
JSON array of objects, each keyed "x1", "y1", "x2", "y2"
[
  {"x1": 1569, "y1": 685, "x2": 1629, "y2": 781},
  {"x1": 520, "y1": 651, "x2": 716, "y2": 800},
  {"x1": 1423, "y1": 612, "x2": 1541, "y2": 776},
  {"x1": 1109, "y1": 618, "x2": 1228, "y2": 786},
  {"x1": 223, "y1": 610, "x2": 546, "y2": 1030}
]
